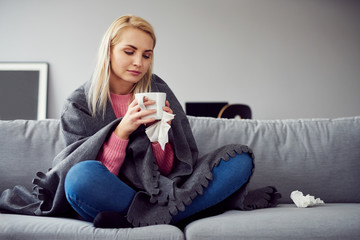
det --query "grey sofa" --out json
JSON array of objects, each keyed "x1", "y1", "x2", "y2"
[{"x1": 0, "y1": 116, "x2": 359, "y2": 240}]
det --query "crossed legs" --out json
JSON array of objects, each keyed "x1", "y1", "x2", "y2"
[{"x1": 64, "y1": 153, "x2": 279, "y2": 228}]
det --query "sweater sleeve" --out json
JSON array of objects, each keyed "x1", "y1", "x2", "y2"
[
  {"x1": 151, "y1": 142, "x2": 174, "y2": 176},
  {"x1": 97, "y1": 132, "x2": 129, "y2": 175}
]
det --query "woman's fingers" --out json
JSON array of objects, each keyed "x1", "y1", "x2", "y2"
[
  {"x1": 139, "y1": 117, "x2": 157, "y2": 126},
  {"x1": 129, "y1": 97, "x2": 155, "y2": 108},
  {"x1": 136, "y1": 109, "x2": 156, "y2": 120},
  {"x1": 163, "y1": 100, "x2": 173, "y2": 114},
  {"x1": 128, "y1": 97, "x2": 175, "y2": 124},
  {"x1": 163, "y1": 106, "x2": 173, "y2": 114},
  {"x1": 143, "y1": 97, "x2": 156, "y2": 106}
]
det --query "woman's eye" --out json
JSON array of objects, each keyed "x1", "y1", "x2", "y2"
[
  {"x1": 143, "y1": 54, "x2": 151, "y2": 59},
  {"x1": 124, "y1": 51, "x2": 134, "y2": 55}
]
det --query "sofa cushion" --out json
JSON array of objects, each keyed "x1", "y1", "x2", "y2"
[
  {"x1": 188, "y1": 116, "x2": 360, "y2": 203},
  {"x1": 0, "y1": 213, "x2": 184, "y2": 240},
  {"x1": 0, "y1": 119, "x2": 65, "y2": 193},
  {"x1": 184, "y1": 204, "x2": 360, "y2": 240}
]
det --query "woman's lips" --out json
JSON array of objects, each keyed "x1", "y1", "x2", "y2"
[{"x1": 128, "y1": 70, "x2": 141, "y2": 76}]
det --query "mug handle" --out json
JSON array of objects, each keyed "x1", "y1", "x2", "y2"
[{"x1": 137, "y1": 96, "x2": 146, "y2": 110}]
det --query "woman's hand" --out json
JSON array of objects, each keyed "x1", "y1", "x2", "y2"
[
  {"x1": 163, "y1": 100, "x2": 174, "y2": 125},
  {"x1": 147, "y1": 100, "x2": 174, "y2": 127},
  {"x1": 114, "y1": 97, "x2": 157, "y2": 140}
]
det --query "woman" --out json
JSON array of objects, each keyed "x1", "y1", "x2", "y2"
[{"x1": 59, "y1": 15, "x2": 280, "y2": 228}]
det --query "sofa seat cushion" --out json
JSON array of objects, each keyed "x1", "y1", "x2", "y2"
[
  {"x1": 184, "y1": 204, "x2": 360, "y2": 240},
  {"x1": 0, "y1": 213, "x2": 184, "y2": 240}
]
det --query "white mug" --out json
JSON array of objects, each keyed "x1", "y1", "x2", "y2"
[{"x1": 135, "y1": 92, "x2": 166, "y2": 120}]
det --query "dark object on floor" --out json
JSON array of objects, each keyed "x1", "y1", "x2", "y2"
[{"x1": 93, "y1": 211, "x2": 133, "y2": 229}]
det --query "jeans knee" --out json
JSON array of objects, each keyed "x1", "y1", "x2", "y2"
[
  {"x1": 64, "y1": 160, "x2": 102, "y2": 197},
  {"x1": 219, "y1": 153, "x2": 253, "y2": 181},
  {"x1": 238, "y1": 153, "x2": 253, "y2": 178},
  {"x1": 240, "y1": 153, "x2": 254, "y2": 173}
]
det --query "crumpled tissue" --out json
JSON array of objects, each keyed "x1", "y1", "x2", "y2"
[
  {"x1": 145, "y1": 111, "x2": 175, "y2": 150},
  {"x1": 290, "y1": 190, "x2": 325, "y2": 208}
]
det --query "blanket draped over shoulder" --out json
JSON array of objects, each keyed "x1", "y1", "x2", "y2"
[{"x1": 0, "y1": 74, "x2": 254, "y2": 226}]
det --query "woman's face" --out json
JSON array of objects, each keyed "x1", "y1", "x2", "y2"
[{"x1": 109, "y1": 27, "x2": 154, "y2": 94}]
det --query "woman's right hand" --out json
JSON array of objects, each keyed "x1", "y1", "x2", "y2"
[{"x1": 113, "y1": 97, "x2": 157, "y2": 140}]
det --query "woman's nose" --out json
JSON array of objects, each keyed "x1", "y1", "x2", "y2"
[{"x1": 133, "y1": 54, "x2": 142, "y2": 67}]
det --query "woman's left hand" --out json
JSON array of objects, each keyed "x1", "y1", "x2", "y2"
[
  {"x1": 163, "y1": 100, "x2": 173, "y2": 125},
  {"x1": 146, "y1": 100, "x2": 173, "y2": 127}
]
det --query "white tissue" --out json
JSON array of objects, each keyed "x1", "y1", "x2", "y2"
[
  {"x1": 145, "y1": 111, "x2": 175, "y2": 150},
  {"x1": 290, "y1": 190, "x2": 325, "y2": 208}
]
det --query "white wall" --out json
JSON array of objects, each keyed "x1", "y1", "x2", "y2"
[{"x1": 1, "y1": 0, "x2": 359, "y2": 119}]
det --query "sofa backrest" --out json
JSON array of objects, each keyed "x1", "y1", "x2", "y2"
[
  {"x1": 0, "y1": 119, "x2": 65, "y2": 193},
  {"x1": 1, "y1": 116, "x2": 359, "y2": 204},
  {"x1": 187, "y1": 116, "x2": 360, "y2": 204}
]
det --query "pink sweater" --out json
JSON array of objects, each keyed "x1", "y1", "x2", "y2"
[{"x1": 97, "y1": 93, "x2": 174, "y2": 176}]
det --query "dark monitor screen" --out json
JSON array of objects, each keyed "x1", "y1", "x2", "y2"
[{"x1": 185, "y1": 102, "x2": 228, "y2": 118}]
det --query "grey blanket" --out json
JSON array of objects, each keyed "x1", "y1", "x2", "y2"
[{"x1": 0, "y1": 74, "x2": 254, "y2": 226}]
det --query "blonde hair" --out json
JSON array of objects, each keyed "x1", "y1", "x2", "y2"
[{"x1": 88, "y1": 15, "x2": 156, "y2": 117}]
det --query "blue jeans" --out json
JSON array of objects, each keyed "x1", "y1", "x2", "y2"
[{"x1": 64, "y1": 153, "x2": 253, "y2": 223}]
